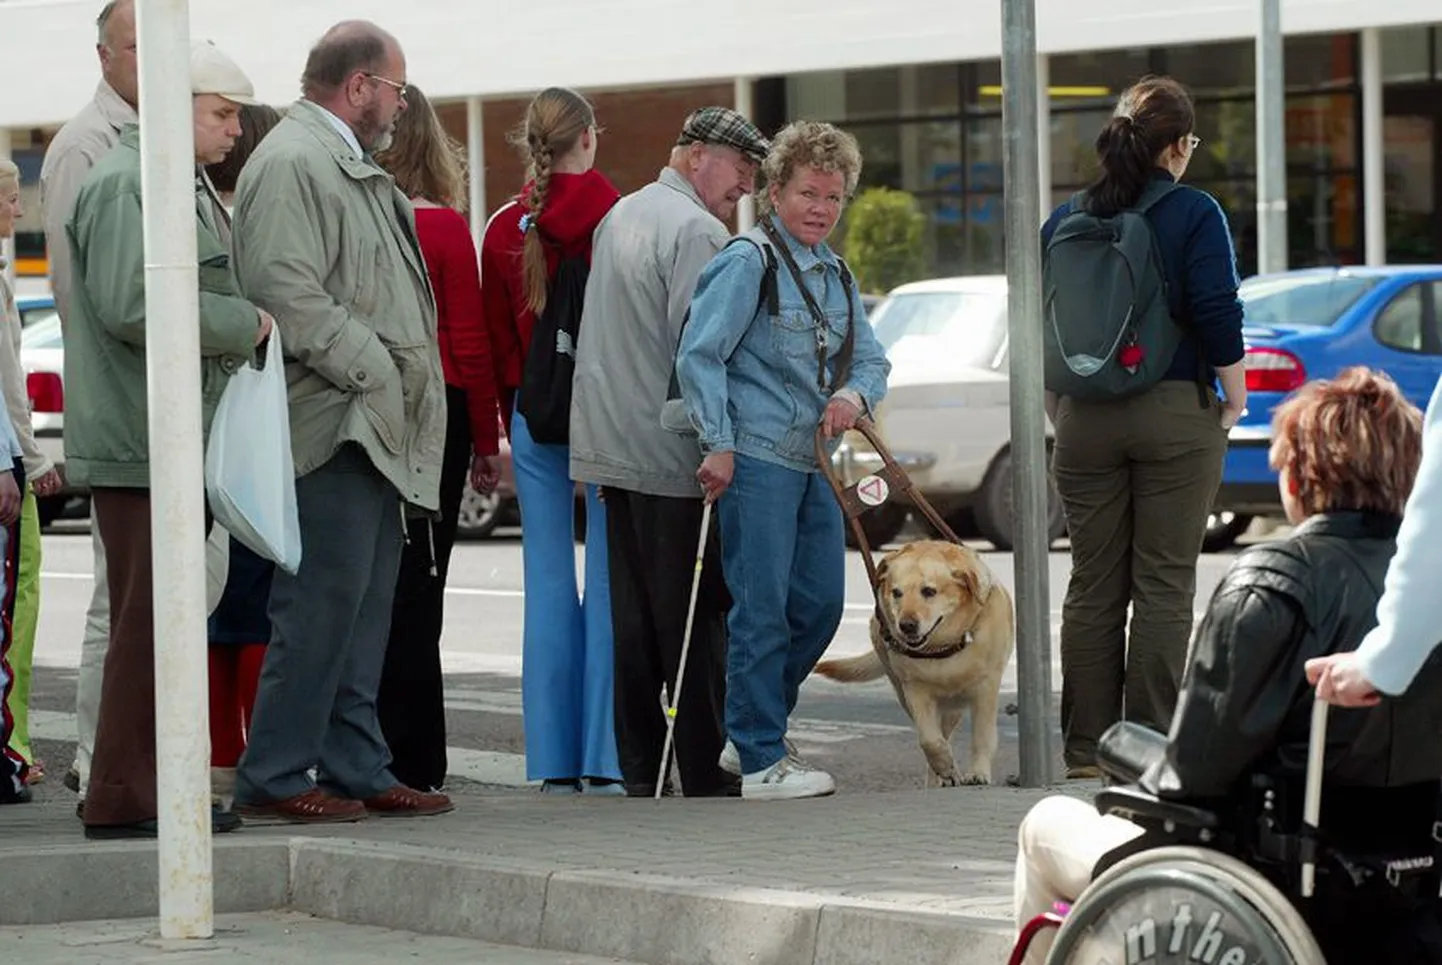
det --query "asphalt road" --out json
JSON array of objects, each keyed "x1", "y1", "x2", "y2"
[{"x1": 21, "y1": 516, "x2": 1266, "y2": 804}]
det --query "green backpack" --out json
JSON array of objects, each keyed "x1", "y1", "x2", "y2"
[{"x1": 1042, "y1": 180, "x2": 1186, "y2": 401}]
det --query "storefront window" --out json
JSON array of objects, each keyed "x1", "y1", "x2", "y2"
[
  {"x1": 1048, "y1": 48, "x2": 1153, "y2": 105},
  {"x1": 1050, "y1": 108, "x2": 1109, "y2": 187},
  {"x1": 964, "y1": 115, "x2": 1003, "y2": 193},
  {"x1": 1286, "y1": 93, "x2": 1356, "y2": 169},
  {"x1": 1161, "y1": 40, "x2": 1253, "y2": 96},
  {"x1": 1188, "y1": 100, "x2": 1257, "y2": 180},
  {"x1": 1285, "y1": 34, "x2": 1355, "y2": 90},
  {"x1": 1382, "y1": 27, "x2": 1431, "y2": 83},
  {"x1": 850, "y1": 120, "x2": 962, "y2": 194}
]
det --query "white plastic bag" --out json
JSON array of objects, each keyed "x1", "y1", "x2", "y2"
[{"x1": 205, "y1": 326, "x2": 302, "y2": 574}]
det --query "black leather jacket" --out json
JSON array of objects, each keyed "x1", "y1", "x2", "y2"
[{"x1": 1129, "y1": 512, "x2": 1442, "y2": 836}]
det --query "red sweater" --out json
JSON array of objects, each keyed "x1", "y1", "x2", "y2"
[
  {"x1": 415, "y1": 206, "x2": 500, "y2": 456},
  {"x1": 480, "y1": 169, "x2": 620, "y2": 439}
]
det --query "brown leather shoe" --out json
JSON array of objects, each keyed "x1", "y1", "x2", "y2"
[
  {"x1": 362, "y1": 785, "x2": 454, "y2": 817},
  {"x1": 234, "y1": 788, "x2": 367, "y2": 824}
]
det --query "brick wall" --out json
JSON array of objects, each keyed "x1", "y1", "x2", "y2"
[{"x1": 435, "y1": 82, "x2": 736, "y2": 217}]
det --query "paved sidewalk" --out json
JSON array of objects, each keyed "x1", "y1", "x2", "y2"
[
  {"x1": 0, "y1": 781, "x2": 1098, "y2": 964},
  {"x1": 3, "y1": 911, "x2": 642, "y2": 963}
]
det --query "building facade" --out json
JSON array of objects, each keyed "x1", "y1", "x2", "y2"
[{"x1": 1, "y1": 0, "x2": 1439, "y2": 282}]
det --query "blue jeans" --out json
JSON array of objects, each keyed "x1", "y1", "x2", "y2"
[
  {"x1": 718, "y1": 453, "x2": 845, "y2": 774},
  {"x1": 510, "y1": 408, "x2": 620, "y2": 782}
]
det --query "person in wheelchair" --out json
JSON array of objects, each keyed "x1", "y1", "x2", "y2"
[{"x1": 1014, "y1": 367, "x2": 1442, "y2": 964}]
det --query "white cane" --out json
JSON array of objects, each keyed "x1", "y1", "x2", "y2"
[
  {"x1": 1300, "y1": 696, "x2": 1328, "y2": 897},
  {"x1": 655, "y1": 500, "x2": 714, "y2": 800}
]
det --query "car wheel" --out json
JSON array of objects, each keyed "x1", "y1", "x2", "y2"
[
  {"x1": 844, "y1": 502, "x2": 908, "y2": 551},
  {"x1": 456, "y1": 481, "x2": 502, "y2": 540},
  {"x1": 1201, "y1": 511, "x2": 1252, "y2": 553},
  {"x1": 974, "y1": 449, "x2": 1067, "y2": 552}
]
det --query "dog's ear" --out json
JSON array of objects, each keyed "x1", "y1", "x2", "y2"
[
  {"x1": 876, "y1": 557, "x2": 890, "y2": 584},
  {"x1": 953, "y1": 564, "x2": 994, "y2": 604}
]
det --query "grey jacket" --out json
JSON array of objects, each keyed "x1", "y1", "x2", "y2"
[
  {"x1": 231, "y1": 100, "x2": 445, "y2": 512},
  {"x1": 569, "y1": 168, "x2": 729, "y2": 498},
  {"x1": 39, "y1": 80, "x2": 137, "y2": 327}
]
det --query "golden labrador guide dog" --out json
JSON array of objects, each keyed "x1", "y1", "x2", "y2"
[{"x1": 815, "y1": 540, "x2": 1015, "y2": 786}]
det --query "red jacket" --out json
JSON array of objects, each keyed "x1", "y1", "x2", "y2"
[
  {"x1": 415, "y1": 206, "x2": 500, "y2": 456},
  {"x1": 480, "y1": 169, "x2": 620, "y2": 439}
]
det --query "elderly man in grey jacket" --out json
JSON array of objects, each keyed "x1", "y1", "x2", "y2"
[
  {"x1": 569, "y1": 108, "x2": 768, "y2": 797},
  {"x1": 230, "y1": 20, "x2": 451, "y2": 824}
]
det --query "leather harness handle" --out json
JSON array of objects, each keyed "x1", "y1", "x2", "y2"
[{"x1": 814, "y1": 416, "x2": 963, "y2": 595}]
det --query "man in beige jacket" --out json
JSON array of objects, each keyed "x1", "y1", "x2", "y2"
[
  {"x1": 37, "y1": 0, "x2": 138, "y2": 804},
  {"x1": 230, "y1": 21, "x2": 450, "y2": 823}
]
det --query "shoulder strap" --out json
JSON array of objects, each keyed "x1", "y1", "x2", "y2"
[
  {"x1": 721, "y1": 235, "x2": 779, "y2": 317},
  {"x1": 1132, "y1": 179, "x2": 1181, "y2": 215},
  {"x1": 758, "y1": 217, "x2": 854, "y2": 393}
]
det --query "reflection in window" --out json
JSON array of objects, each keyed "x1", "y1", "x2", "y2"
[
  {"x1": 1050, "y1": 109, "x2": 1109, "y2": 187},
  {"x1": 1381, "y1": 27, "x2": 1432, "y2": 83},
  {"x1": 1239, "y1": 272, "x2": 1380, "y2": 328},
  {"x1": 1160, "y1": 40, "x2": 1253, "y2": 96},
  {"x1": 1374, "y1": 285, "x2": 1425, "y2": 352},
  {"x1": 1284, "y1": 34, "x2": 1355, "y2": 90},
  {"x1": 850, "y1": 121, "x2": 962, "y2": 194}
]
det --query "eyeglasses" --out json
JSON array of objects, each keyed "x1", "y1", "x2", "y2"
[
  {"x1": 365, "y1": 74, "x2": 409, "y2": 97},
  {"x1": 1186, "y1": 134, "x2": 1203, "y2": 151}
]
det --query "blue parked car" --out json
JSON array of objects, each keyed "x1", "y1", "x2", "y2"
[{"x1": 1209, "y1": 265, "x2": 1442, "y2": 549}]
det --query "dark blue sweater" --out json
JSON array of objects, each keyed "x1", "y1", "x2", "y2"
[{"x1": 1042, "y1": 170, "x2": 1246, "y2": 383}]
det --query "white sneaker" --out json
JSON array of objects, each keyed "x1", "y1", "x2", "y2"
[
  {"x1": 741, "y1": 757, "x2": 836, "y2": 801},
  {"x1": 719, "y1": 736, "x2": 799, "y2": 776}
]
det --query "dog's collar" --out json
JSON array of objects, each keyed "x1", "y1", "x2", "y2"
[{"x1": 875, "y1": 605, "x2": 975, "y2": 660}]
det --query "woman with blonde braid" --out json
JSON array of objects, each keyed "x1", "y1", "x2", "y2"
[{"x1": 480, "y1": 87, "x2": 623, "y2": 794}]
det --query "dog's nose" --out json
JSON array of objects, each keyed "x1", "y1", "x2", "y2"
[{"x1": 899, "y1": 619, "x2": 920, "y2": 637}]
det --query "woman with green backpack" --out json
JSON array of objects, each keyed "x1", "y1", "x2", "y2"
[{"x1": 1040, "y1": 75, "x2": 1247, "y2": 780}]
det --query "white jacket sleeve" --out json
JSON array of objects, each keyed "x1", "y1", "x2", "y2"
[{"x1": 1353, "y1": 375, "x2": 1442, "y2": 694}]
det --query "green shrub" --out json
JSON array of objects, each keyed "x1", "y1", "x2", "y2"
[{"x1": 843, "y1": 187, "x2": 927, "y2": 295}]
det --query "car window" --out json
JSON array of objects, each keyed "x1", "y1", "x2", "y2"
[
  {"x1": 1373, "y1": 284, "x2": 1432, "y2": 354},
  {"x1": 1239, "y1": 274, "x2": 1380, "y2": 328},
  {"x1": 19, "y1": 307, "x2": 58, "y2": 329},
  {"x1": 870, "y1": 290, "x2": 1008, "y2": 370}
]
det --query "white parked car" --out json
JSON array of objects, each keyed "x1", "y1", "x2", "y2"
[
  {"x1": 836, "y1": 275, "x2": 1066, "y2": 551},
  {"x1": 18, "y1": 310, "x2": 77, "y2": 526}
]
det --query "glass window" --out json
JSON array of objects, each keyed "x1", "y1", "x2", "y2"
[
  {"x1": 21, "y1": 314, "x2": 64, "y2": 350},
  {"x1": 851, "y1": 121, "x2": 962, "y2": 194},
  {"x1": 904, "y1": 64, "x2": 962, "y2": 117},
  {"x1": 962, "y1": 193, "x2": 1006, "y2": 273},
  {"x1": 1285, "y1": 34, "x2": 1355, "y2": 90},
  {"x1": 1238, "y1": 272, "x2": 1381, "y2": 327},
  {"x1": 1048, "y1": 48, "x2": 1153, "y2": 106},
  {"x1": 1188, "y1": 100, "x2": 1257, "y2": 180},
  {"x1": 1162, "y1": 40, "x2": 1253, "y2": 96},
  {"x1": 871, "y1": 288, "x2": 1009, "y2": 370},
  {"x1": 1381, "y1": 27, "x2": 1431, "y2": 83},
  {"x1": 787, "y1": 71, "x2": 847, "y2": 121},
  {"x1": 1289, "y1": 173, "x2": 1361, "y2": 267},
  {"x1": 1286, "y1": 94, "x2": 1356, "y2": 169},
  {"x1": 1050, "y1": 108, "x2": 1108, "y2": 187},
  {"x1": 1374, "y1": 285, "x2": 1426, "y2": 352},
  {"x1": 964, "y1": 115, "x2": 1004, "y2": 192},
  {"x1": 917, "y1": 193, "x2": 966, "y2": 277},
  {"x1": 845, "y1": 67, "x2": 901, "y2": 121}
]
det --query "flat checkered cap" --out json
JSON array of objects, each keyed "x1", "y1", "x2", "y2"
[{"x1": 676, "y1": 107, "x2": 770, "y2": 164}]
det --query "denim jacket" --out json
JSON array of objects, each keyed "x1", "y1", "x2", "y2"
[{"x1": 675, "y1": 216, "x2": 890, "y2": 473}]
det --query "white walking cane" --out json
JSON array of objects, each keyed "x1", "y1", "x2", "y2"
[
  {"x1": 1300, "y1": 696, "x2": 1328, "y2": 898},
  {"x1": 654, "y1": 499, "x2": 714, "y2": 800}
]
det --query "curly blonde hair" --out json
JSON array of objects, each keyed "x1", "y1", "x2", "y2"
[
  {"x1": 508, "y1": 87, "x2": 595, "y2": 315},
  {"x1": 1269, "y1": 366, "x2": 1423, "y2": 518},
  {"x1": 758, "y1": 120, "x2": 863, "y2": 215}
]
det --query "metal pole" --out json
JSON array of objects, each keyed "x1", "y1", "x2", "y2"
[
  {"x1": 733, "y1": 76, "x2": 756, "y2": 232},
  {"x1": 135, "y1": 0, "x2": 213, "y2": 939},
  {"x1": 1035, "y1": 55, "x2": 1051, "y2": 211},
  {"x1": 1001, "y1": 0, "x2": 1053, "y2": 788},
  {"x1": 1360, "y1": 28, "x2": 1385, "y2": 266},
  {"x1": 466, "y1": 96, "x2": 485, "y2": 246},
  {"x1": 1255, "y1": 0, "x2": 1288, "y2": 273}
]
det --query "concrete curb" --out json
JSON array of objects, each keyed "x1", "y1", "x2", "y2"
[{"x1": 0, "y1": 837, "x2": 1016, "y2": 965}]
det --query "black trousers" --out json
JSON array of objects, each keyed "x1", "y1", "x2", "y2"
[
  {"x1": 604, "y1": 487, "x2": 732, "y2": 795},
  {"x1": 377, "y1": 385, "x2": 471, "y2": 791}
]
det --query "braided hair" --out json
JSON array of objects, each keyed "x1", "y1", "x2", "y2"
[{"x1": 510, "y1": 87, "x2": 595, "y2": 315}]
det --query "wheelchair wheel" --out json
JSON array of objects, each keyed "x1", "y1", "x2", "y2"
[{"x1": 1045, "y1": 845, "x2": 1326, "y2": 965}]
